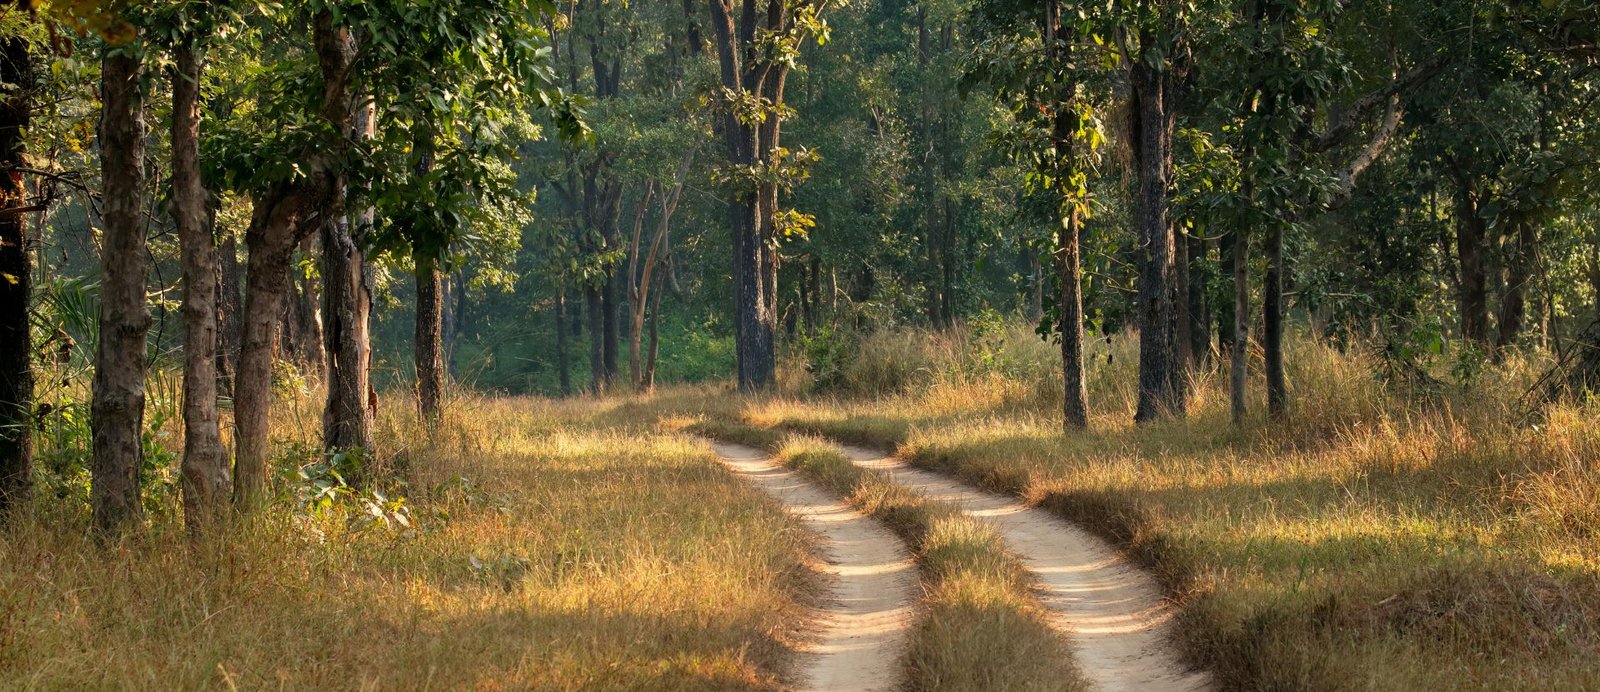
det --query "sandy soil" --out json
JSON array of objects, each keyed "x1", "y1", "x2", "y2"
[
  {"x1": 709, "y1": 442, "x2": 917, "y2": 692},
  {"x1": 838, "y1": 445, "x2": 1211, "y2": 692}
]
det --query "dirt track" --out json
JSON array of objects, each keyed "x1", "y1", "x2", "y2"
[
  {"x1": 709, "y1": 442, "x2": 917, "y2": 692},
  {"x1": 837, "y1": 445, "x2": 1210, "y2": 692}
]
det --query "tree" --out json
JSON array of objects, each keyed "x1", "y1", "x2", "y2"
[
  {"x1": 164, "y1": 1, "x2": 231, "y2": 531},
  {"x1": 91, "y1": 31, "x2": 149, "y2": 535},
  {"x1": 0, "y1": 2, "x2": 34, "y2": 517},
  {"x1": 706, "y1": 0, "x2": 830, "y2": 391}
]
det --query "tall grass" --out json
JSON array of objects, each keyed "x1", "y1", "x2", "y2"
[{"x1": 2, "y1": 391, "x2": 817, "y2": 690}]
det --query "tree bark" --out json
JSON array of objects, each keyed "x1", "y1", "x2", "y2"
[
  {"x1": 0, "y1": 17, "x2": 31, "y2": 516},
  {"x1": 321, "y1": 88, "x2": 372, "y2": 455},
  {"x1": 1046, "y1": 0, "x2": 1087, "y2": 431},
  {"x1": 1131, "y1": 57, "x2": 1184, "y2": 423},
  {"x1": 414, "y1": 252, "x2": 444, "y2": 420},
  {"x1": 1187, "y1": 231, "x2": 1211, "y2": 367},
  {"x1": 217, "y1": 224, "x2": 242, "y2": 396},
  {"x1": 1452, "y1": 177, "x2": 1490, "y2": 346},
  {"x1": 1230, "y1": 229, "x2": 1250, "y2": 424},
  {"x1": 556, "y1": 285, "x2": 571, "y2": 396},
  {"x1": 1496, "y1": 220, "x2": 1538, "y2": 353},
  {"x1": 92, "y1": 47, "x2": 150, "y2": 535},
  {"x1": 585, "y1": 285, "x2": 603, "y2": 392},
  {"x1": 172, "y1": 37, "x2": 230, "y2": 533},
  {"x1": 1264, "y1": 222, "x2": 1286, "y2": 418},
  {"x1": 234, "y1": 12, "x2": 357, "y2": 509},
  {"x1": 707, "y1": 0, "x2": 776, "y2": 391}
]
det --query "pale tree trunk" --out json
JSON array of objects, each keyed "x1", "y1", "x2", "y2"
[
  {"x1": 414, "y1": 251, "x2": 444, "y2": 421},
  {"x1": 172, "y1": 37, "x2": 230, "y2": 532},
  {"x1": 234, "y1": 12, "x2": 356, "y2": 509},
  {"x1": 92, "y1": 47, "x2": 150, "y2": 535},
  {"x1": 628, "y1": 153, "x2": 692, "y2": 391},
  {"x1": 555, "y1": 285, "x2": 571, "y2": 396},
  {"x1": 0, "y1": 16, "x2": 32, "y2": 516}
]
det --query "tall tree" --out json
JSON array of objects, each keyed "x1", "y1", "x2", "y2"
[
  {"x1": 167, "y1": 6, "x2": 230, "y2": 531},
  {"x1": 0, "y1": 2, "x2": 31, "y2": 516},
  {"x1": 91, "y1": 36, "x2": 149, "y2": 534}
]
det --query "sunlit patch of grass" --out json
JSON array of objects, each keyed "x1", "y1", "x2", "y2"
[
  {"x1": 681, "y1": 326, "x2": 1600, "y2": 689},
  {"x1": 0, "y1": 393, "x2": 814, "y2": 690}
]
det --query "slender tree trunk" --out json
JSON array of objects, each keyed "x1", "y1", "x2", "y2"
[
  {"x1": 1496, "y1": 220, "x2": 1538, "y2": 353},
  {"x1": 645, "y1": 276, "x2": 664, "y2": 389},
  {"x1": 414, "y1": 252, "x2": 444, "y2": 421},
  {"x1": 92, "y1": 47, "x2": 150, "y2": 535},
  {"x1": 0, "y1": 17, "x2": 32, "y2": 516},
  {"x1": 1230, "y1": 229, "x2": 1250, "y2": 424},
  {"x1": 1131, "y1": 59, "x2": 1183, "y2": 423},
  {"x1": 234, "y1": 12, "x2": 357, "y2": 509},
  {"x1": 1187, "y1": 232, "x2": 1211, "y2": 367},
  {"x1": 217, "y1": 225, "x2": 242, "y2": 396},
  {"x1": 1452, "y1": 178, "x2": 1490, "y2": 345},
  {"x1": 290, "y1": 236, "x2": 325, "y2": 379},
  {"x1": 556, "y1": 285, "x2": 571, "y2": 396},
  {"x1": 708, "y1": 0, "x2": 774, "y2": 391},
  {"x1": 172, "y1": 38, "x2": 229, "y2": 532},
  {"x1": 1264, "y1": 222, "x2": 1287, "y2": 418},
  {"x1": 1047, "y1": 0, "x2": 1087, "y2": 431},
  {"x1": 586, "y1": 286, "x2": 603, "y2": 393}
]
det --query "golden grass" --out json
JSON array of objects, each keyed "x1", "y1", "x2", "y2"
[
  {"x1": 677, "y1": 413, "x2": 1083, "y2": 692},
  {"x1": 0, "y1": 393, "x2": 816, "y2": 690},
  {"x1": 658, "y1": 327, "x2": 1600, "y2": 690}
]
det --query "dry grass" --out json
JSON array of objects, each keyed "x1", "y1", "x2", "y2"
[
  {"x1": 661, "y1": 326, "x2": 1600, "y2": 690},
  {"x1": 678, "y1": 414, "x2": 1082, "y2": 692},
  {"x1": 0, "y1": 392, "x2": 816, "y2": 690}
]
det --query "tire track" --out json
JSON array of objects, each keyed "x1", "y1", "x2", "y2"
[{"x1": 708, "y1": 442, "x2": 917, "y2": 692}]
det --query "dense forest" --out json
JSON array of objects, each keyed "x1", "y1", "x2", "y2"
[{"x1": 2, "y1": 0, "x2": 1600, "y2": 689}]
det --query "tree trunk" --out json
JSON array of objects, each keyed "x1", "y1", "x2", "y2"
[
  {"x1": 556, "y1": 285, "x2": 571, "y2": 396},
  {"x1": 1187, "y1": 231, "x2": 1211, "y2": 367},
  {"x1": 707, "y1": 0, "x2": 775, "y2": 391},
  {"x1": 172, "y1": 38, "x2": 230, "y2": 532},
  {"x1": 1264, "y1": 222, "x2": 1287, "y2": 418},
  {"x1": 321, "y1": 218, "x2": 371, "y2": 452},
  {"x1": 289, "y1": 236, "x2": 324, "y2": 378},
  {"x1": 217, "y1": 226, "x2": 242, "y2": 396},
  {"x1": 1230, "y1": 229, "x2": 1250, "y2": 424},
  {"x1": 0, "y1": 17, "x2": 32, "y2": 516},
  {"x1": 234, "y1": 12, "x2": 357, "y2": 509},
  {"x1": 586, "y1": 285, "x2": 603, "y2": 393},
  {"x1": 1496, "y1": 220, "x2": 1538, "y2": 353},
  {"x1": 1046, "y1": 0, "x2": 1087, "y2": 431},
  {"x1": 1131, "y1": 59, "x2": 1184, "y2": 423},
  {"x1": 414, "y1": 252, "x2": 444, "y2": 421},
  {"x1": 1452, "y1": 178, "x2": 1490, "y2": 345},
  {"x1": 92, "y1": 48, "x2": 150, "y2": 535},
  {"x1": 645, "y1": 275, "x2": 664, "y2": 389}
]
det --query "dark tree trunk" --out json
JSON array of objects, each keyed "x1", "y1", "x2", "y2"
[
  {"x1": 414, "y1": 252, "x2": 444, "y2": 421},
  {"x1": 321, "y1": 216, "x2": 371, "y2": 452},
  {"x1": 707, "y1": 0, "x2": 776, "y2": 391},
  {"x1": 1452, "y1": 177, "x2": 1490, "y2": 345},
  {"x1": 217, "y1": 226, "x2": 242, "y2": 396},
  {"x1": 1187, "y1": 231, "x2": 1211, "y2": 367},
  {"x1": 1264, "y1": 223, "x2": 1286, "y2": 418},
  {"x1": 556, "y1": 285, "x2": 571, "y2": 396},
  {"x1": 1047, "y1": 0, "x2": 1087, "y2": 431},
  {"x1": 586, "y1": 285, "x2": 603, "y2": 393},
  {"x1": 0, "y1": 17, "x2": 32, "y2": 516},
  {"x1": 92, "y1": 48, "x2": 150, "y2": 535},
  {"x1": 1230, "y1": 229, "x2": 1250, "y2": 424},
  {"x1": 234, "y1": 12, "x2": 356, "y2": 509},
  {"x1": 172, "y1": 37, "x2": 230, "y2": 532},
  {"x1": 288, "y1": 236, "x2": 325, "y2": 379},
  {"x1": 1131, "y1": 58, "x2": 1185, "y2": 423},
  {"x1": 1496, "y1": 220, "x2": 1538, "y2": 353}
]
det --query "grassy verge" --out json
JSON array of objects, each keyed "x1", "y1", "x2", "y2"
[
  {"x1": 684, "y1": 418, "x2": 1084, "y2": 692},
  {"x1": 1, "y1": 394, "x2": 815, "y2": 690},
  {"x1": 696, "y1": 328, "x2": 1600, "y2": 690}
]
